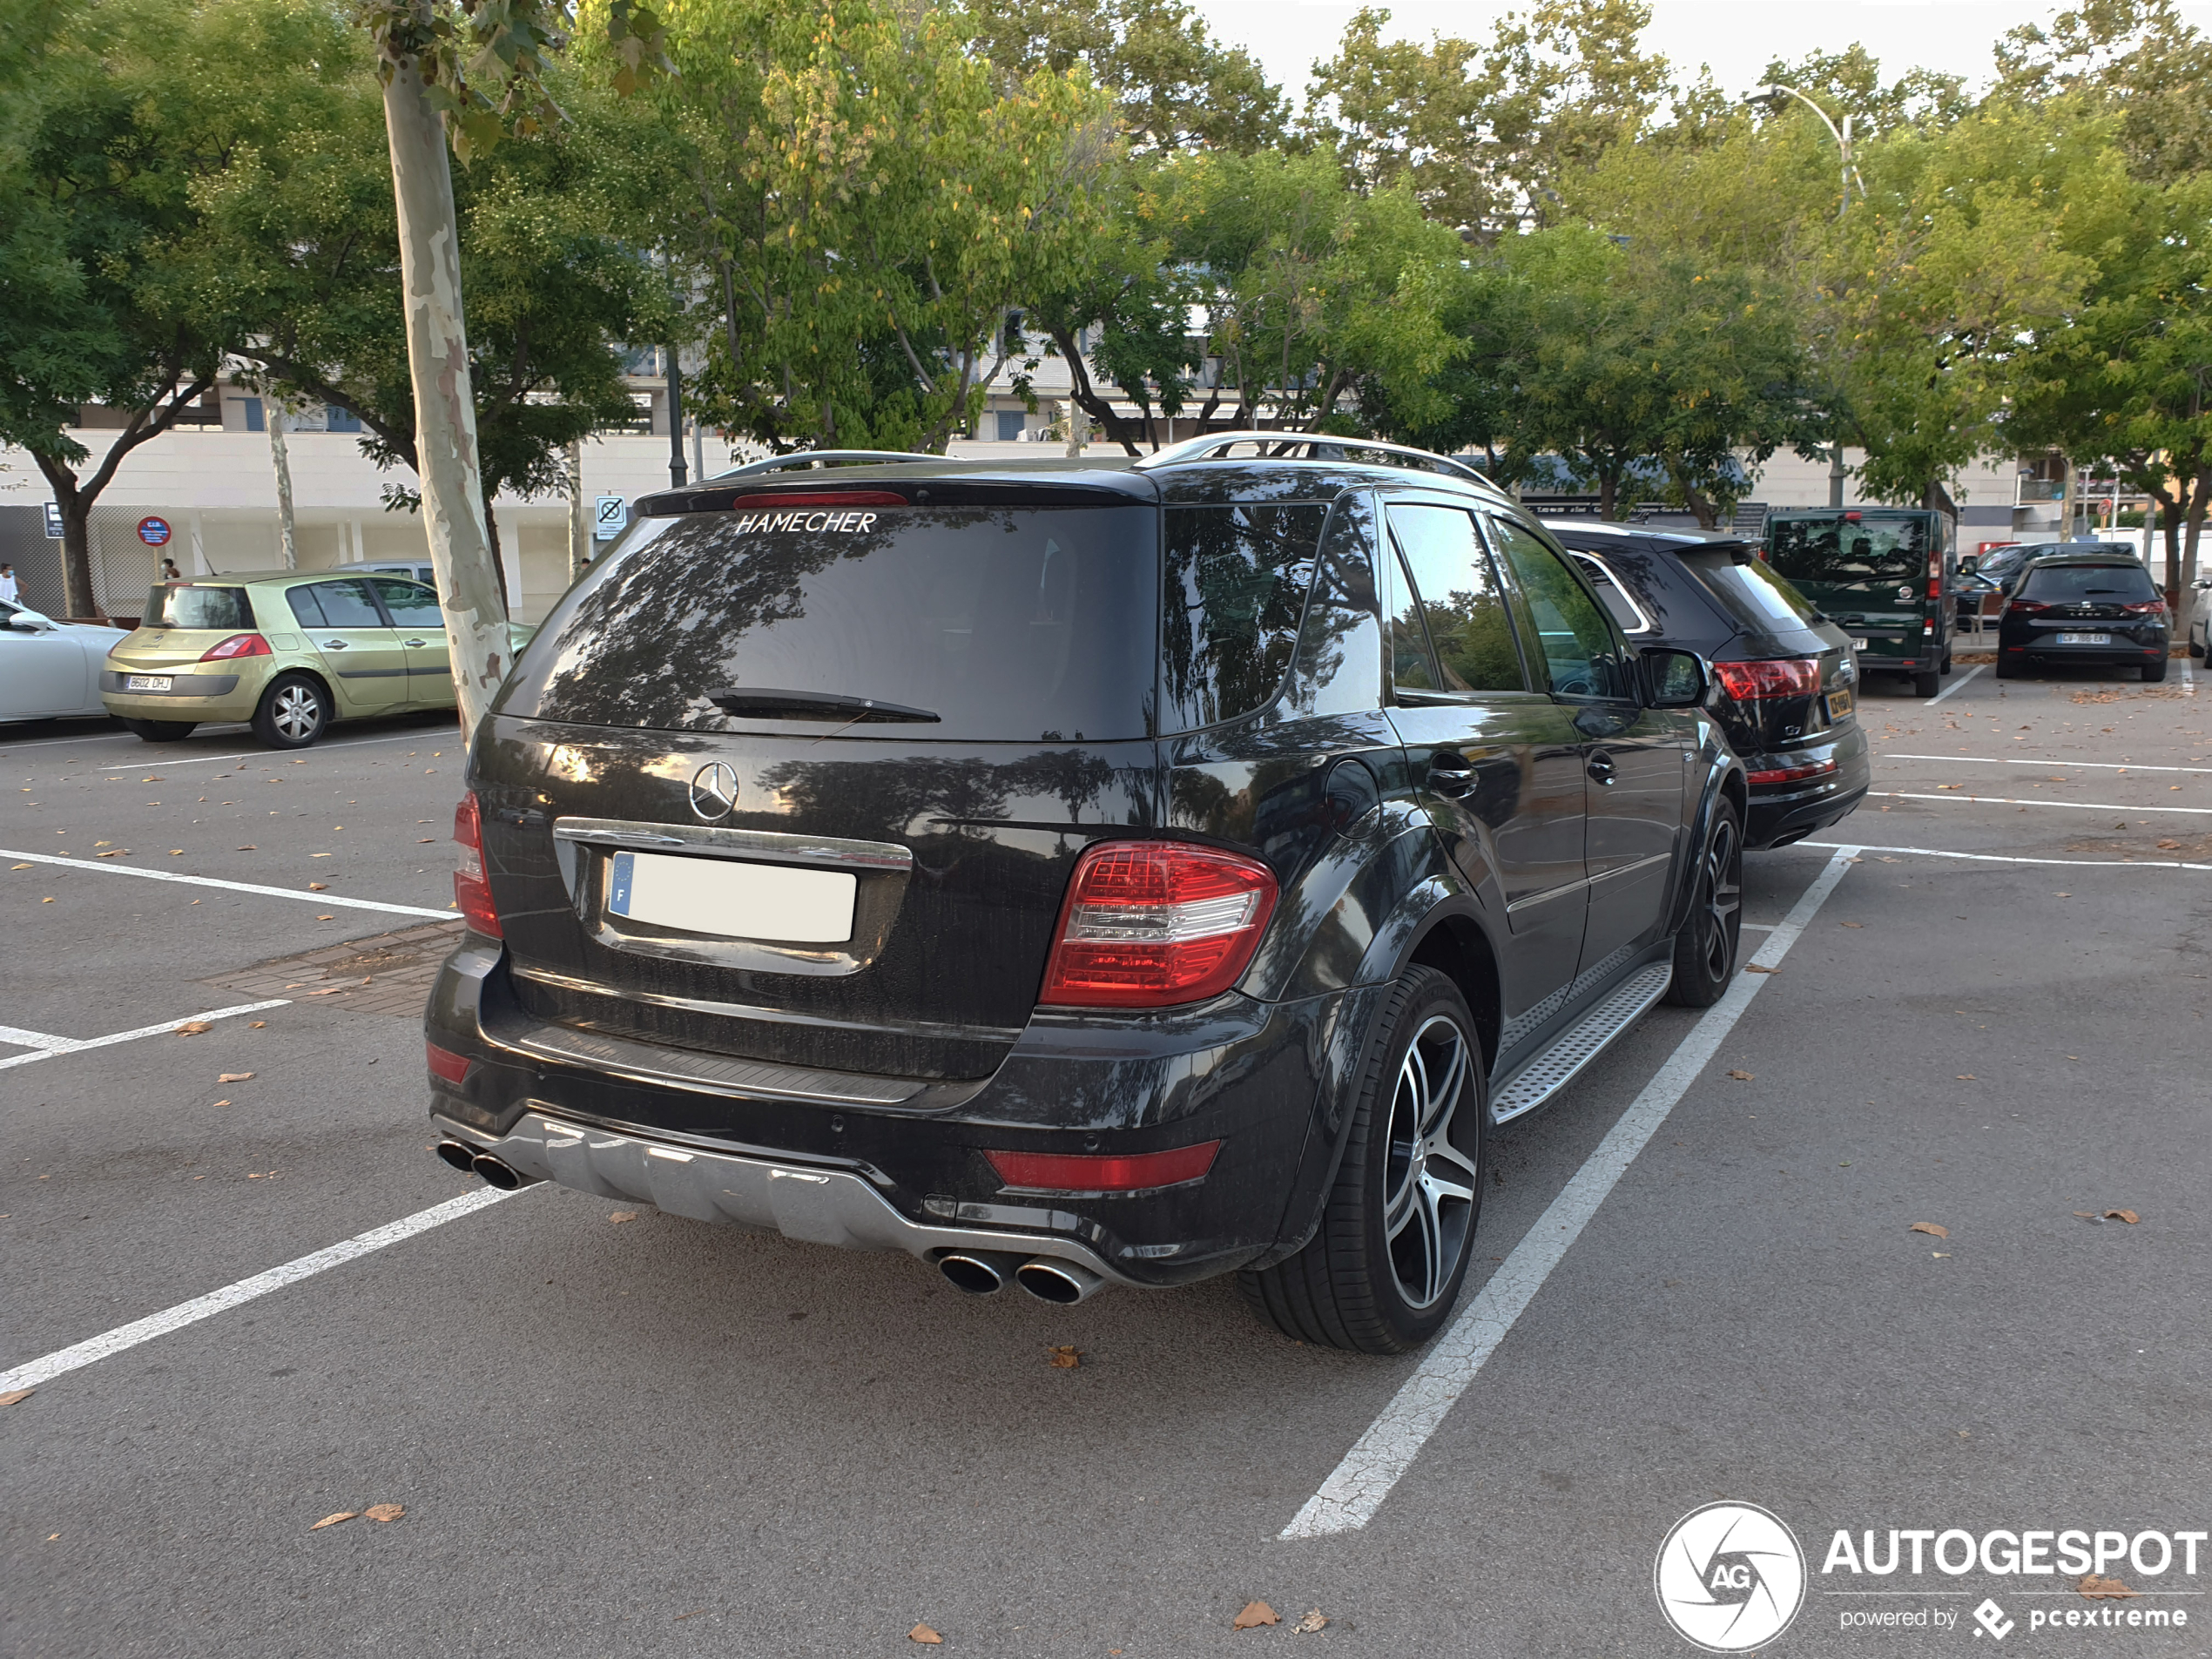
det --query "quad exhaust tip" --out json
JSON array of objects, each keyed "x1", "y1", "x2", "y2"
[
  {"x1": 1015, "y1": 1259, "x2": 1104, "y2": 1305},
  {"x1": 434, "y1": 1139, "x2": 479, "y2": 1174},
  {"x1": 434, "y1": 1139, "x2": 529, "y2": 1190},
  {"x1": 938, "y1": 1251, "x2": 1014, "y2": 1295}
]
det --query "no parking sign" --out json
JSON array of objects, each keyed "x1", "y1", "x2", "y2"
[{"x1": 137, "y1": 516, "x2": 172, "y2": 547}]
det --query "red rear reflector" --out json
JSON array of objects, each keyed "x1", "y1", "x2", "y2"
[
  {"x1": 426, "y1": 1041, "x2": 471, "y2": 1085},
  {"x1": 199, "y1": 632, "x2": 271, "y2": 661},
  {"x1": 1712, "y1": 658, "x2": 1821, "y2": 700},
  {"x1": 985, "y1": 1142, "x2": 1222, "y2": 1194},
  {"x1": 453, "y1": 792, "x2": 502, "y2": 938},
  {"x1": 1746, "y1": 759, "x2": 1839, "y2": 786},
  {"x1": 724, "y1": 490, "x2": 906, "y2": 508},
  {"x1": 1039, "y1": 841, "x2": 1277, "y2": 1008}
]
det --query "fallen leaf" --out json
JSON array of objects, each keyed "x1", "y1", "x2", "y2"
[
  {"x1": 0, "y1": 1387, "x2": 33, "y2": 1406},
  {"x1": 315, "y1": 915, "x2": 333, "y2": 921},
  {"x1": 417, "y1": 837, "x2": 435, "y2": 844},
  {"x1": 10, "y1": 863, "x2": 29, "y2": 870},
  {"x1": 1743, "y1": 964, "x2": 1777, "y2": 974},
  {"x1": 1047, "y1": 1344, "x2": 1081, "y2": 1369},
  {"x1": 1838, "y1": 921, "x2": 1864, "y2": 928},
  {"x1": 249, "y1": 1021, "x2": 266, "y2": 1028},
  {"x1": 95, "y1": 849, "x2": 126, "y2": 858},
  {"x1": 1293, "y1": 1609, "x2": 1329, "y2": 1635},
  {"x1": 211, "y1": 1100, "x2": 230, "y2": 1109},
  {"x1": 908, "y1": 1624, "x2": 943, "y2": 1645},
  {"x1": 176, "y1": 1022, "x2": 212, "y2": 1036},
  {"x1": 308, "y1": 882, "x2": 328, "y2": 892},
  {"x1": 1234, "y1": 1602, "x2": 1280, "y2": 1630},
  {"x1": 310, "y1": 853, "x2": 333, "y2": 858},
  {"x1": 237, "y1": 845, "x2": 255, "y2": 851},
  {"x1": 1726, "y1": 1069, "x2": 1754, "y2": 1081},
  {"x1": 2104, "y1": 1209, "x2": 2140, "y2": 1224},
  {"x1": 41, "y1": 896, "x2": 52, "y2": 902},
  {"x1": 362, "y1": 1503, "x2": 404, "y2": 1523},
  {"x1": 1956, "y1": 1074, "x2": 1976, "y2": 1080},
  {"x1": 2080, "y1": 1575, "x2": 2139, "y2": 1600},
  {"x1": 2074, "y1": 1212, "x2": 2098, "y2": 1219},
  {"x1": 1909, "y1": 1222, "x2": 1949, "y2": 1239},
  {"x1": 306, "y1": 984, "x2": 346, "y2": 995},
  {"x1": 2157, "y1": 840, "x2": 2182, "y2": 850},
  {"x1": 310, "y1": 1512, "x2": 357, "y2": 1531},
  {"x1": 609, "y1": 1211, "x2": 637, "y2": 1224},
  {"x1": 218, "y1": 1072, "x2": 253, "y2": 1083}
]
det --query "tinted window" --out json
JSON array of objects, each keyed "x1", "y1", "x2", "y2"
[
  {"x1": 1568, "y1": 552, "x2": 1654, "y2": 634},
  {"x1": 1386, "y1": 504, "x2": 1526, "y2": 692},
  {"x1": 1687, "y1": 554, "x2": 1820, "y2": 630},
  {"x1": 147, "y1": 585, "x2": 252, "y2": 631},
  {"x1": 2020, "y1": 563, "x2": 2158, "y2": 602},
  {"x1": 1161, "y1": 503, "x2": 1328, "y2": 728},
  {"x1": 500, "y1": 504, "x2": 1158, "y2": 740},
  {"x1": 1768, "y1": 515, "x2": 1927, "y2": 584},
  {"x1": 369, "y1": 577, "x2": 442, "y2": 628},
  {"x1": 287, "y1": 587, "x2": 325, "y2": 627},
  {"x1": 303, "y1": 578, "x2": 387, "y2": 628},
  {"x1": 1485, "y1": 519, "x2": 1627, "y2": 699},
  {"x1": 1284, "y1": 493, "x2": 1384, "y2": 716}
]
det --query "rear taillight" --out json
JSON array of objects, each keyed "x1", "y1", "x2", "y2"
[
  {"x1": 200, "y1": 633, "x2": 271, "y2": 661},
  {"x1": 1712, "y1": 658, "x2": 1821, "y2": 701},
  {"x1": 2124, "y1": 599, "x2": 2168, "y2": 616},
  {"x1": 984, "y1": 1142, "x2": 1222, "y2": 1195},
  {"x1": 1746, "y1": 759, "x2": 1839, "y2": 786},
  {"x1": 426, "y1": 1041, "x2": 471, "y2": 1085},
  {"x1": 2007, "y1": 599, "x2": 2048, "y2": 616},
  {"x1": 1038, "y1": 841, "x2": 1278, "y2": 1008},
  {"x1": 453, "y1": 792, "x2": 501, "y2": 938},
  {"x1": 725, "y1": 490, "x2": 906, "y2": 508}
]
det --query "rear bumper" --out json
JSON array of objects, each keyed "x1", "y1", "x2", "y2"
[
  {"x1": 2001, "y1": 633, "x2": 2168, "y2": 665},
  {"x1": 424, "y1": 937, "x2": 1370, "y2": 1288},
  {"x1": 1743, "y1": 724, "x2": 1870, "y2": 850}
]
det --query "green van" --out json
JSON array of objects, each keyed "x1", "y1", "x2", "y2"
[{"x1": 1762, "y1": 509, "x2": 1956, "y2": 697}]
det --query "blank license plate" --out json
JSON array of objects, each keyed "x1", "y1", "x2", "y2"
[
  {"x1": 1825, "y1": 688, "x2": 1854, "y2": 719},
  {"x1": 1848, "y1": 637, "x2": 1868, "y2": 650},
  {"x1": 125, "y1": 674, "x2": 173, "y2": 691},
  {"x1": 2055, "y1": 632, "x2": 2112, "y2": 645},
  {"x1": 607, "y1": 849, "x2": 854, "y2": 943}
]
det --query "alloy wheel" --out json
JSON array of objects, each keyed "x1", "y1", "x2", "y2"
[
  {"x1": 1701, "y1": 815, "x2": 1742, "y2": 981},
  {"x1": 1381, "y1": 1013, "x2": 1480, "y2": 1310},
  {"x1": 273, "y1": 685, "x2": 321, "y2": 742}
]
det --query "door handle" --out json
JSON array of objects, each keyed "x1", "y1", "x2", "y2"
[
  {"x1": 1587, "y1": 754, "x2": 1617, "y2": 785},
  {"x1": 1427, "y1": 755, "x2": 1476, "y2": 798},
  {"x1": 320, "y1": 638, "x2": 347, "y2": 650},
  {"x1": 402, "y1": 638, "x2": 428, "y2": 648}
]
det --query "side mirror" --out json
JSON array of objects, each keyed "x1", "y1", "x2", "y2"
[
  {"x1": 1642, "y1": 646, "x2": 1708, "y2": 709},
  {"x1": 1959, "y1": 556, "x2": 1979, "y2": 576},
  {"x1": 7, "y1": 607, "x2": 55, "y2": 632}
]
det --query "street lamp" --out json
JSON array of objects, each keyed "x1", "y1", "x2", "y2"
[{"x1": 1751, "y1": 84, "x2": 1865, "y2": 507}]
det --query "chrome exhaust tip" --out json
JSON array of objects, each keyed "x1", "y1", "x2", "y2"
[
  {"x1": 470, "y1": 1153, "x2": 526, "y2": 1190},
  {"x1": 434, "y1": 1140, "x2": 480, "y2": 1174},
  {"x1": 937, "y1": 1251, "x2": 1014, "y2": 1295},
  {"x1": 1015, "y1": 1259, "x2": 1104, "y2": 1305}
]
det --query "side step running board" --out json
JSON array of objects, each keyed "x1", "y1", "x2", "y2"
[{"x1": 1488, "y1": 962, "x2": 1673, "y2": 1125}]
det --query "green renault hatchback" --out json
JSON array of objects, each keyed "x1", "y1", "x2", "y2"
[{"x1": 102, "y1": 571, "x2": 531, "y2": 749}]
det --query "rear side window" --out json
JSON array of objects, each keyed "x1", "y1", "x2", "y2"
[
  {"x1": 146, "y1": 585, "x2": 251, "y2": 631},
  {"x1": 500, "y1": 504, "x2": 1159, "y2": 741},
  {"x1": 1160, "y1": 503, "x2": 1329, "y2": 729},
  {"x1": 1567, "y1": 552, "x2": 1655, "y2": 635},
  {"x1": 290, "y1": 579, "x2": 386, "y2": 628},
  {"x1": 1768, "y1": 516, "x2": 1926, "y2": 584},
  {"x1": 1283, "y1": 494, "x2": 1384, "y2": 717},
  {"x1": 1687, "y1": 554, "x2": 1820, "y2": 630},
  {"x1": 2020, "y1": 563, "x2": 2157, "y2": 602},
  {"x1": 368, "y1": 577, "x2": 442, "y2": 629}
]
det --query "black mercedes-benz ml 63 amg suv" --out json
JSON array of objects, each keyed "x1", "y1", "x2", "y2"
[{"x1": 425, "y1": 434, "x2": 1747, "y2": 1352}]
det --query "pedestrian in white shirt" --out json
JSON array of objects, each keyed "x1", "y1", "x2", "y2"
[{"x1": 0, "y1": 563, "x2": 19, "y2": 604}]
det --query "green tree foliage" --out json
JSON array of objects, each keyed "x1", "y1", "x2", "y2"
[{"x1": 1995, "y1": 0, "x2": 2212, "y2": 184}]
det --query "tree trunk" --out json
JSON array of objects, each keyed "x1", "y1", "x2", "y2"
[
  {"x1": 2182, "y1": 467, "x2": 2209, "y2": 648},
  {"x1": 2056, "y1": 455, "x2": 2079, "y2": 542},
  {"x1": 59, "y1": 500, "x2": 95, "y2": 621},
  {"x1": 379, "y1": 55, "x2": 510, "y2": 746},
  {"x1": 1047, "y1": 326, "x2": 1143, "y2": 455},
  {"x1": 269, "y1": 403, "x2": 298, "y2": 570},
  {"x1": 1597, "y1": 469, "x2": 1619, "y2": 521},
  {"x1": 567, "y1": 438, "x2": 587, "y2": 580}
]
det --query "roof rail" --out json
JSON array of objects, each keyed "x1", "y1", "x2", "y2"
[
  {"x1": 1130, "y1": 430, "x2": 1492, "y2": 485},
  {"x1": 711, "y1": 449, "x2": 940, "y2": 479}
]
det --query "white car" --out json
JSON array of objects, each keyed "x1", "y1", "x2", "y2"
[{"x1": 1, "y1": 599, "x2": 126, "y2": 723}]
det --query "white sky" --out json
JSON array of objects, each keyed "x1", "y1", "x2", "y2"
[{"x1": 1190, "y1": 0, "x2": 2212, "y2": 106}]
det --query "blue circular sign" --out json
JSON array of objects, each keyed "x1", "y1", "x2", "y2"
[{"x1": 137, "y1": 516, "x2": 172, "y2": 547}]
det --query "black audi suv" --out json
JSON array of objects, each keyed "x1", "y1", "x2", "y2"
[
  {"x1": 424, "y1": 435, "x2": 1746, "y2": 1352},
  {"x1": 1539, "y1": 521, "x2": 1867, "y2": 851}
]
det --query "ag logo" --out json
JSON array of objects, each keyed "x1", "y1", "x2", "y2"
[
  {"x1": 1655, "y1": 1501, "x2": 1806, "y2": 1652},
  {"x1": 688, "y1": 762, "x2": 739, "y2": 822}
]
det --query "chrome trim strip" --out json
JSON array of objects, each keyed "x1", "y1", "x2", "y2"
[
  {"x1": 436, "y1": 1110, "x2": 1131, "y2": 1284},
  {"x1": 554, "y1": 816, "x2": 913, "y2": 873},
  {"x1": 1588, "y1": 851, "x2": 1672, "y2": 887},
  {"x1": 496, "y1": 1017, "x2": 926, "y2": 1104},
  {"x1": 509, "y1": 962, "x2": 1022, "y2": 1045},
  {"x1": 1505, "y1": 873, "x2": 1592, "y2": 914},
  {"x1": 1489, "y1": 962, "x2": 1673, "y2": 1125}
]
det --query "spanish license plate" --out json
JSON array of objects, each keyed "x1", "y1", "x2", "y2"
[
  {"x1": 125, "y1": 674, "x2": 173, "y2": 691},
  {"x1": 1825, "y1": 687, "x2": 1854, "y2": 720},
  {"x1": 606, "y1": 849, "x2": 855, "y2": 944},
  {"x1": 1848, "y1": 637, "x2": 1868, "y2": 650},
  {"x1": 2055, "y1": 632, "x2": 2112, "y2": 645}
]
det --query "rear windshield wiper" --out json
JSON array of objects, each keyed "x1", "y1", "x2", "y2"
[{"x1": 705, "y1": 687, "x2": 940, "y2": 724}]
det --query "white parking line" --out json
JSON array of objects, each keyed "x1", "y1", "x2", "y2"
[
  {"x1": 91, "y1": 732, "x2": 443, "y2": 774},
  {"x1": 1, "y1": 846, "x2": 454, "y2": 918},
  {"x1": 1809, "y1": 840, "x2": 2212, "y2": 872},
  {"x1": 1882, "y1": 755, "x2": 2212, "y2": 775},
  {"x1": 0, "y1": 999, "x2": 291, "y2": 1072},
  {"x1": 0, "y1": 1187, "x2": 520, "y2": 1395},
  {"x1": 1872, "y1": 792, "x2": 2212, "y2": 815},
  {"x1": 1278, "y1": 846, "x2": 1860, "y2": 1540},
  {"x1": 1924, "y1": 664, "x2": 1986, "y2": 705}
]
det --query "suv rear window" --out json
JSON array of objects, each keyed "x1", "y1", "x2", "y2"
[
  {"x1": 498, "y1": 504, "x2": 1159, "y2": 741},
  {"x1": 1684, "y1": 553, "x2": 1820, "y2": 630},
  {"x1": 2020, "y1": 563, "x2": 2157, "y2": 602},
  {"x1": 145, "y1": 585, "x2": 252, "y2": 631},
  {"x1": 1160, "y1": 503, "x2": 1329, "y2": 729},
  {"x1": 1768, "y1": 516, "x2": 1926, "y2": 584}
]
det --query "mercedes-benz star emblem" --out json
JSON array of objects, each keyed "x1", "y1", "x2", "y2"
[{"x1": 689, "y1": 762, "x2": 739, "y2": 822}]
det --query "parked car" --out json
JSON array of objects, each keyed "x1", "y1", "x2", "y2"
[
  {"x1": 2190, "y1": 576, "x2": 2211, "y2": 660},
  {"x1": 1762, "y1": 508, "x2": 1956, "y2": 696},
  {"x1": 1, "y1": 599, "x2": 125, "y2": 724},
  {"x1": 1541, "y1": 522, "x2": 1867, "y2": 851},
  {"x1": 1996, "y1": 553, "x2": 2171, "y2": 680},
  {"x1": 101, "y1": 571, "x2": 532, "y2": 748},
  {"x1": 424, "y1": 435, "x2": 1748, "y2": 1354}
]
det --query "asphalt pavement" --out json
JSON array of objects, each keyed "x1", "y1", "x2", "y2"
[{"x1": 3, "y1": 666, "x2": 2207, "y2": 1659}]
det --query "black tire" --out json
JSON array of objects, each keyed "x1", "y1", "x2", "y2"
[
  {"x1": 2142, "y1": 656, "x2": 2168, "y2": 683},
  {"x1": 1665, "y1": 795, "x2": 1743, "y2": 1009},
  {"x1": 252, "y1": 672, "x2": 331, "y2": 749},
  {"x1": 2189, "y1": 637, "x2": 2205, "y2": 658},
  {"x1": 1912, "y1": 670, "x2": 1941, "y2": 698},
  {"x1": 122, "y1": 718, "x2": 197, "y2": 742},
  {"x1": 1995, "y1": 656, "x2": 2020, "y2": 678},
  {"x1": 1941, "y1": 650, "x2": 1954, "y2": 674},
  {"x1": 1239, "y1": 966, "x2": 1487, "y2": 1354}
]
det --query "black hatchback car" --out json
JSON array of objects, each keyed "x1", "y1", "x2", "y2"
[
  {"x1": 1996, "y1": 553, "x2": 2171, "y2": 680},
  {"x1": 1540, "y1": 522, "x2": 1868, "y2": 850},
  {"x1": 425, "y1": 435, "x2": 1745, "y2": 1353}
]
